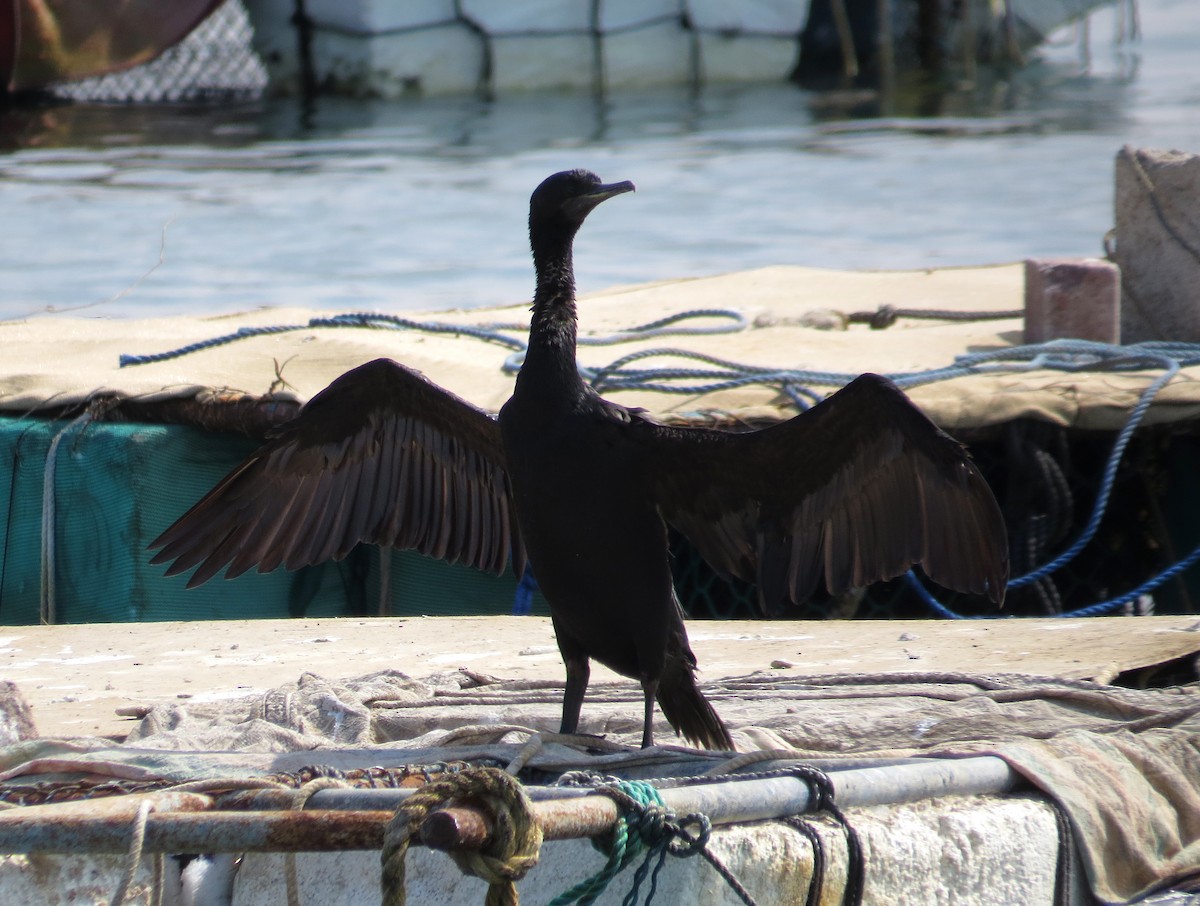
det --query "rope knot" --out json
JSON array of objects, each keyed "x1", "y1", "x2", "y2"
[
  {"x1": 780, "y1": 764, "x2": 864, "y2": 906},
  {"x1": 549, "y1": 779, "x2": 758, "y2": 906},
  {"x1": 868, "y1": 304, "x2": 898, "y2": 329},
  {"x1": 666, "y1": 812, "x2": 712, "y2": 857},
  {"x1": 381, "y1": 765, "x2": 542, "y2": 906},
  {"x1": 632, "y1": 804, "x2": 671, "y2": 845},
  {"x1": 787, "y1": 765, "x2": 837, "y2": 811}
]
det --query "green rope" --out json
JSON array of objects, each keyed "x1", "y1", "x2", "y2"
[
  {"x1": 548, "y1": 780, "x2": 758, "y2": 906},
  {"x1": 548, "y1": 781, "x2": 666, "y2": 906}
]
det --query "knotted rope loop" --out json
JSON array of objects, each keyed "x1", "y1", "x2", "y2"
[
  {"x1": 287, "y1": 778, "x2": 351, "y2": 906},
  {"x1": 380, "y1": 765, "x2": 542, "y2": 906},
  {"x1": 109, "y1": 798, "x2": 153, "y2": 906},
  {"x1": 846, "y1": 304, "x2": 898, "y2": 329},
  {"x1": 783, "y1": 765, "x2": 864, "y2": 906},
  {"x1": 664, "y1": 812, "x2": 712, "y2": 857},
  {"x1": 550, "y1": 780, "x2": 756, "y2": 906},
  {"x1": 845, "y1": 304, "x2": 1022, "y2": 330},
  {"x1": 547, "y1": 780, "x2": 666, "y2": 906}
]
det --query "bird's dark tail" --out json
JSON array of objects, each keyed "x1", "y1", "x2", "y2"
[{"x1": 656, "y1": 659, "x2": 733, "y2": 750}]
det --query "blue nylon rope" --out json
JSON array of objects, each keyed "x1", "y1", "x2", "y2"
[
  {"x1": 905, "y1": 537, "x2": 1200, "y2": 620},
  {"x1": 119, "y1": 309, "x2": 748, "y2": 368},
  {"x1": 901, "y1": 343, "x2": 1195, "y2": 618}
]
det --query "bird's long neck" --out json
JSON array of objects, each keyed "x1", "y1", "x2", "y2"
[{"x1": 521, "y1": 239, "x2": 584, "y2": 397}]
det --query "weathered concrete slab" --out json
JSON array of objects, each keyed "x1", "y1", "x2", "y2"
[
  {"x1": 1115, "y1": 146, "x2": 1200, "y2": 343},
  {"x1": 0, "y1": 794, "x2": 1081, "y2": 905},
  {"x1": 231, "y1": 795, "x2": 1076, "y2": 905},
  {"x1": 2, "y1": 615, "x2": 1198, "y2": 740}
]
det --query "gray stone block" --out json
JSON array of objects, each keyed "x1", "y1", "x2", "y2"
[
  {"x1": 0, "y1": 681, "x2": 37, "y2": 744},
  {"x1": 1114, "y1": 146, "x2": 1200, "y2": 343}
]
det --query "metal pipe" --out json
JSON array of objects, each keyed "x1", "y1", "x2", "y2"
[
  {"x1": 215, "y1": 785, "x2": 610, "y2": 813},
  {"x1": 215, "y1": 756, "x2": 956, "y2": 812},
  {"x1": 0, "y1": 807, "x2": 395, "y2": 853},
  {"x1": 423, "y1": 756, "x2": 1023, "y2": 851},
  {"x1": 0, "y1": 756, "x2": 1022, "y2": 855},
  {"x1": 833, "y1": 754, "x2": 1021, "y2": 808}
]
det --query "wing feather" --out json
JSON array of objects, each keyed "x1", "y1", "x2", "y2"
[
  {"x1": 644, "y1": 373, "x2": 1007, "y2": 611},
  {"x1": 150, "y1": 358, "x2": 524, "y2": 585}
]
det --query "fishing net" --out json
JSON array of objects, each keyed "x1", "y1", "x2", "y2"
[{"x1": 47, "y1": 1, "x2": 267, "y2": 103}]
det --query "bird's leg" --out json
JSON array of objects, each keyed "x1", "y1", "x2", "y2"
[
  {"x1": 559, "y1": 655, "x2": 590, "y2": 735},
  {"x1": 639, "y1": 677, "x2": 659, "y2": 749}
]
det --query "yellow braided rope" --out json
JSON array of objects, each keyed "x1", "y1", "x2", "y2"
[{"x1": 381, "y1": 766, "x2": 543, "y2": 906}]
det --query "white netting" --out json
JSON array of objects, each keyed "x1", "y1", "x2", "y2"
[{"x1": 51, "y1": 1, "x2": 268, "y2": 103}]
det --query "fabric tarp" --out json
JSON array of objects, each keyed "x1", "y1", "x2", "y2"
[
  {"x1": 2, "y1": 668, "x2": 1198, "y2": 903},
  {"x1": 3, "y1": 264, "x2": 1200, "y2": 431}
]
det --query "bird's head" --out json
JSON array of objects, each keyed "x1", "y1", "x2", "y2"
[{"x1": 529, "y1": 169, "x2": 635, "y2": 256}]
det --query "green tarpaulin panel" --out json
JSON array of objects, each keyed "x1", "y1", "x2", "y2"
[{"x1": 0, "y1": 418, "x2": 543, "y2": 624}]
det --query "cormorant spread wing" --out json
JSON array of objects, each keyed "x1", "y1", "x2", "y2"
[
  {"x1": 641, "y1": 373, "x2": 1008, "y2": 612},
  {"x1": 150, "y1": 358, "x2": 525, "y2": 587}
]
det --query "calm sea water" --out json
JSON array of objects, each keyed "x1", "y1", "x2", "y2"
[{"x1": 0, "y1": 0, "x2": 1198, "y2": 321}]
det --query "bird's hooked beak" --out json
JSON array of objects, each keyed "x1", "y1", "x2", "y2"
[{"x1": 564, "y1": 180, "x2": 635, "y2": 219}]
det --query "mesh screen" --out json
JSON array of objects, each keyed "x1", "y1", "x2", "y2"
[
  {"x1": 50, "y1": 1, "x2": 267, "y2": 104},
  {"x1": 676, "y1": 422, "x2": 1200, "y2": 621},
  {"x1": 0, "y1": 418, "x2": 538, "y2": 625}
]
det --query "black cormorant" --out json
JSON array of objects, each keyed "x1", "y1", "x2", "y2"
[{"x1": 151, "y1": 169, "x2": 1008, "y2": 750}]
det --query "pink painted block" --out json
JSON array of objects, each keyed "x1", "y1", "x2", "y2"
[{"x1": 1024, "y1": 258, "x2": 1121, "y2": 344}]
